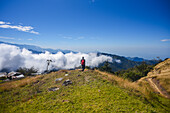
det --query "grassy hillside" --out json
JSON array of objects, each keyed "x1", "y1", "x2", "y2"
[
  {"x1": 147, "y1": 58, "x2": 170, "y2": 93},
  {"x1": 0, "y1": 69, "x2": 169, "y2": 112},
  {"x1": 138, "y1": 58, "x2": 170, "y2": 99}
]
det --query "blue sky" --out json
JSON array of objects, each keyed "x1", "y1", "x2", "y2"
[{"x1": 0, "y1": 0, "x2": 170, "y2": 59}]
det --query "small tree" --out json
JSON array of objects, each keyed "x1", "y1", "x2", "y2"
[
  {"x1": 99, "y1": 61, "x2": 112, "y2": 72},
  {"x1": 156, "y1": 56, "x2": 162, "y2": 63}
]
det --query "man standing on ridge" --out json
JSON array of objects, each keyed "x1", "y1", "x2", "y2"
[{"x1": 81, "y1": 57, "x2": 85, "y2": 71}]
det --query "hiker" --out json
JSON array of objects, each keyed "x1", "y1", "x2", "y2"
[{"x1": 80, "y1": 57, "x2": 85, "y2": 71}]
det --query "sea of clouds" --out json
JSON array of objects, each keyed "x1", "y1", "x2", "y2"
[{"x1": 0, "y1": 44, "x2": 113, "y2": 72}]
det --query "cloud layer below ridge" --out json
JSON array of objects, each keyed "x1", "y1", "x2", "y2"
[{"x1": 0, "y1": 44, "x2": 112, "y2": 72}]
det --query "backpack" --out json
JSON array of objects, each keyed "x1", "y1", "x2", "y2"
[{"x1": 81, "y1": 59, "x2": 85, "y2": 65}]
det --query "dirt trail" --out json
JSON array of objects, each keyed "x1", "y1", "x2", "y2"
[
  {"x1": 147, "y1": 77, "x2": 170, "y2": 99},
  {"x1": 96, "y1": 70, "x2": 170, "y2": 99}
]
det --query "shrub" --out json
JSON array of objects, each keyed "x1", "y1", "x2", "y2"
[
  {"x1": 115, "y1": 62, "x2": 154, "y2": 81},
  {"x1": 85, "y1": 66, "x2": 91, "y2": 69},
  {"x1": 99, "y1": 61, "x2": 112, "y2": 73},
  {"x1": 17, "y1": 67, "x2": 38, "y2": 76}
]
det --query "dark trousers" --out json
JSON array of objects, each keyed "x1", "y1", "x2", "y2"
[{"x1": 82, "y1": 65, "x2": 85, "y2": 71}]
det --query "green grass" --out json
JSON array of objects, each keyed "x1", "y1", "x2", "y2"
[{"x1": 0, "y1": 70, "x2": 169, "y2": 112}]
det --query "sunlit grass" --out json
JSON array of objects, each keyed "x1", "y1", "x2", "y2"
[{"x1": 0, "y1": 69, "x2": 169, "y2": 112}]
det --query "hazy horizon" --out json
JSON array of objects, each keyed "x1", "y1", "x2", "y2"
[{"x1": 0, "y1": 40, "x2": 169, "y2": 60}]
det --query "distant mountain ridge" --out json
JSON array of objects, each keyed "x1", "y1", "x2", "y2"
[
  {"x1": 97, "y1": 52, "x2": 159, "y2": 72},
  {"x1": 0, "y1": 41, "x2": 75, "y2": 54},
  {"x1": 126, "y1": 57, "x2": 145, "y2": 62}
]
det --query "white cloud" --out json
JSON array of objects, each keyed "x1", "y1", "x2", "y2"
[
  {"x1": 0, "y1": 25, "x2": 33, "y2": 31},
  {"x1": 63, "y1": 36, "x2": 73, "y2": 39},
  {"x1": 0, "y1": 21, "x2": 5, "y2": 24},
  {"x1": 30, "y1": 30, "x2": 39, "y2": 35},
  {"x1": 27, "y1": 39, "x2": 33, "y2": 40},
  {"x1": 6, "y1": 22, "x2": 11, "y2": 24},
  {"x1": 0, "y1": 44, "x2": 112, "y2": 72},
  {"x1": 58, "y1": 34, "x2": 85, "y2": 40},
  {"x1": 0, "y1": 21, "x2": 39, "y2": 34},
  {"x1": 76, "y1": 36, "x2": 84, "y2": 40},
  {"x1": 115, "y1": 59, "x2": 121, "y2": 63},
  {"x1": 161, "y1": 39, "x2": 170, "y2": 42},
  {"x1": 0, "y1": 21, "x2": 10, "y2": 24},
  {"x1": 0, "y1": 36, "x2": 15, "y2": 40}
]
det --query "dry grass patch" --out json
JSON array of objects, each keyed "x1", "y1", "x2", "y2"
[
  {"x1": 144, "y1": 58, "x2": 170, "y2": 95},
  {"x1": 0, "y1": 75, "x2": 44, "y2": 91},
  {"x1": 95, "y1": 70, "x2": 153, "y2": 98},
  {"x1": 157, "y1": 75, "x2": 170, "y2": 93}
]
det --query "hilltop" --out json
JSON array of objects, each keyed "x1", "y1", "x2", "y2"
[
  {"x1": 138, "y1": 58, "x2": 170, "y2": 98},
  {"x1": 0, "y1": 68, "x2": 169, "y2": 112}
]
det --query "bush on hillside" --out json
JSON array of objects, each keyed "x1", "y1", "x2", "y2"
[
  {"x1": 99, "y1": 61, "x2": 112, "y2": 73},
  {"x1": 17, "y1": 67, "x2": 38, "y2": 76},
  {"x1": 115, "y1": 62, "x2": 154, "y2": 82},
  {"x1": 85, "y1": 66, "x2": 91, "y2": 69}
]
